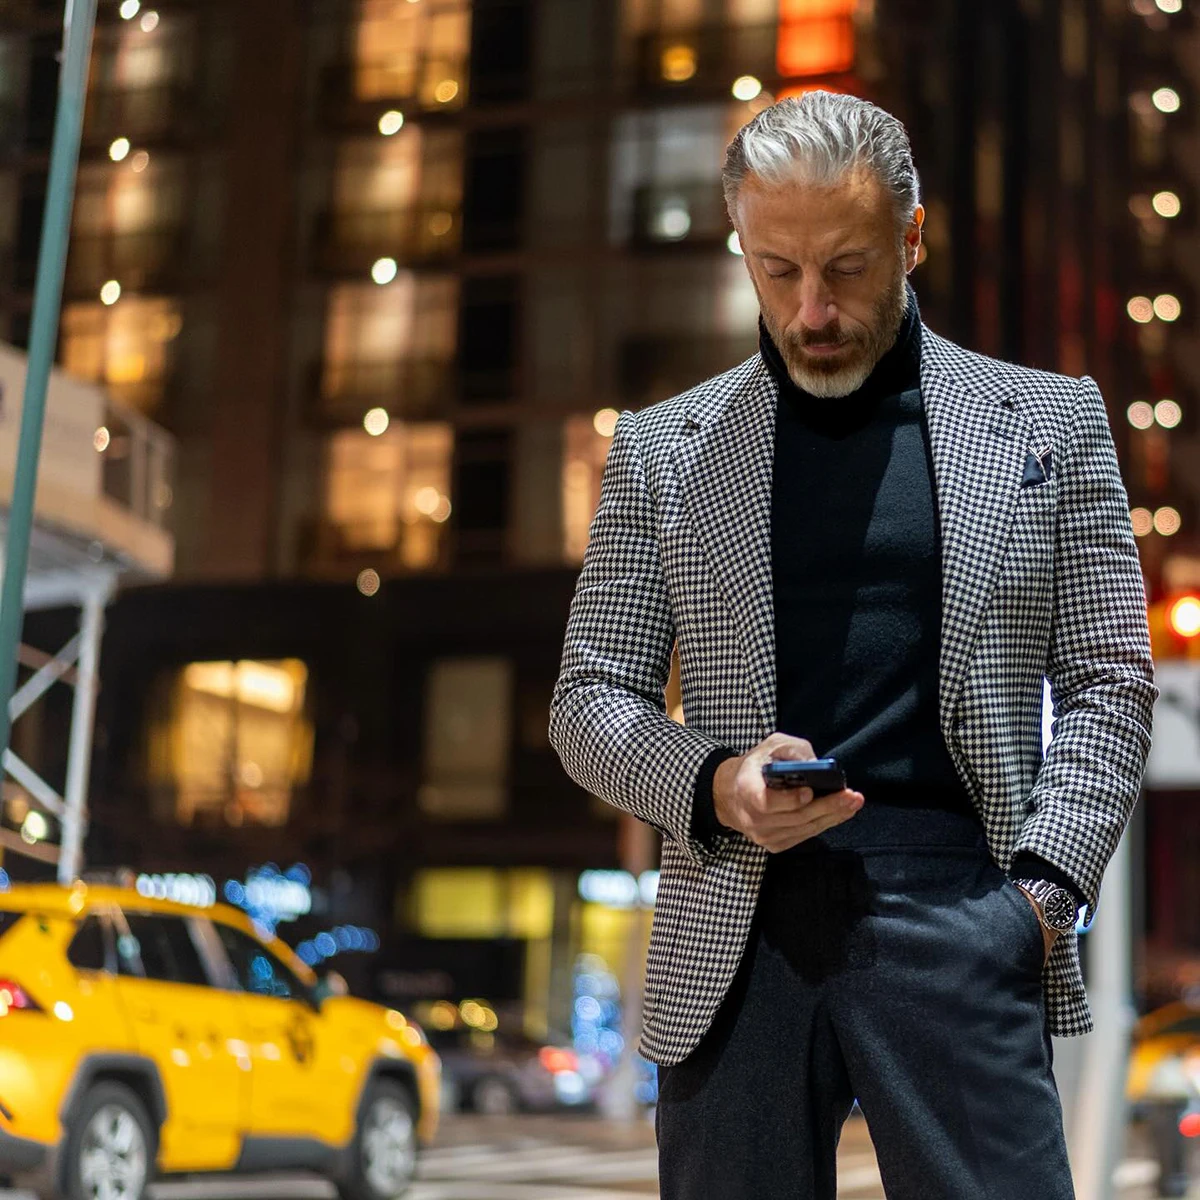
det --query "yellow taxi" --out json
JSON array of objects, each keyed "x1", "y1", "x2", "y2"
[
  {"x1": 0, "y1": 880, "x2": 439, "y2": 1200},
  {"x1": 1128, "y1": 1002, "x2": 1200, "y2": 1109}
]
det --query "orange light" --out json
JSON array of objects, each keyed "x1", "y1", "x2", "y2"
[
  {"x1": 777, "y1": 0, "x2": 856, "y2": 78},
  {"x1": 538, "y1": 1046, "x2": 578, "y2": 1074},
  {"x1": 1169, "y1": 595, "x2": 1200, "y2": 639},
  {"x1": 1181, "y1": 1112, "x2": 1200, "y2": 1138}
]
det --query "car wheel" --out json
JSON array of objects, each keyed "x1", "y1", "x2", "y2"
[
  {"x1": 336, "y1": 1080, "x2": 419, "y2": 1200},
  {"x1": 472, "y1": 1075, "x2": 518, "y2": 1116},
  {"x1": 60, "y1": 1081, "x2": 155, "y2": 1200}
]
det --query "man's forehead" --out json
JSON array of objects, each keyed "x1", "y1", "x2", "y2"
[{"x1": 737, "y1": 168, "x2": 891, "y2": 243}]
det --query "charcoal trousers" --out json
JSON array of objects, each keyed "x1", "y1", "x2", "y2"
[{"x1": 655, "y1": 805, "x2": 1075, "y2": 1199}]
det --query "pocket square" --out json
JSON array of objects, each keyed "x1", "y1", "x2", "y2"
[{"x1": 1022, "y1": 446, "x2": 1053, "y2": 486}]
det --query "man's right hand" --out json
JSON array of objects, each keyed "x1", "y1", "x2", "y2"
[{"x1": 713, "y1": 733, "x2": 864, "y2": 853}]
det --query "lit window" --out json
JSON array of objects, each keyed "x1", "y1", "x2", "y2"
[
  {"x1": 563, "y1": 415, "x2": 616, "y2": 563},
  {"x1": 330, "y1": 126, "x2": 463, "y2": 261},
  {"x1": 353, "y1": 0, "x2": 470, "y2": 109},
  {"x1": 660, "y1": 44, "x2": 697, "y2": 83},
  {"x1": 145, "y1": 660, "x2": 312, "y2": 830},
  {"x1": 321, "y1": 276, "x2": 458, "y2": 420},
  {"x1": 323, "y1": 423, "x2": 452, "y2": 566},
  {"x1": 777, "y1": 0, "x2": 857, "y2": 79},
  {"x1": 61, "y1": 297, "x2": 182, "y2": 414},
  {"x1": 419, "y1": 658, "x2": 512, "y2": 819}
]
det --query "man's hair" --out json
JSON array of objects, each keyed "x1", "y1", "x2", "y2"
[{"x1": 722, "y1": 91, "x2": 921, "y2": 231}]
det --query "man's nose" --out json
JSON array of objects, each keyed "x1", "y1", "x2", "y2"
[{"x1": 793, "y1": 278, "x2": 837, "y2": 332}]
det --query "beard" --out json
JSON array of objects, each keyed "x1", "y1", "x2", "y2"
[{"x1": 761, "y1": 258, "x2": 909, "y2": 400}]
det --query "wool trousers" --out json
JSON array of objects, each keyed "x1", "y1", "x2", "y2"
[{"x1": 655, "y1": 805, "x2": 1075, "y2": 1199}]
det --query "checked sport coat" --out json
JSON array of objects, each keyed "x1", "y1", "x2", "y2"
[{"x1": 549, "y1": 324, "x2": 1156, "y2": 1067}]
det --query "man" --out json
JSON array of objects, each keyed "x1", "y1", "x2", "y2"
[{"x1": 550, "y1": 92, "x2": 1155, "y2": 1198}]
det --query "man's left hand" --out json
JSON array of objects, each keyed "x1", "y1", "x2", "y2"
[{"x1": 1016, "y1": 886, "x2": 1058, "y2": 965}]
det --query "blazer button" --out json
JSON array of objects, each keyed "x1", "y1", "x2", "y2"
[{"x1": 1025, "y1": 799, "x2": 1037, "y2": 814}]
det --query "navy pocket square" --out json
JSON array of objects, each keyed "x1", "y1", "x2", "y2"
[{"x1": 1022, "y1": 446, "x2": 1053, "y2": 486}]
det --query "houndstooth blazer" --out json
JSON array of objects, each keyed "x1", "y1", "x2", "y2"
[{"x1": 550, "y1": 326, "x2": 1156, "y2": 1067}]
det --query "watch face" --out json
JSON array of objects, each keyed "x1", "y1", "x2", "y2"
[{"x1": 1042, "y1": 887, "x2": 1078, "y2": 933}]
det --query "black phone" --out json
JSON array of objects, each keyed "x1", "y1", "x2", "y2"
[{"x1": 761, "y1": 757, "x2": 847, "y2": 795}]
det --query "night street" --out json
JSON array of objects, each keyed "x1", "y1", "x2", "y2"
[{"x1": 0, "y1": 1113, "x2": 1172, "y2": 1200}]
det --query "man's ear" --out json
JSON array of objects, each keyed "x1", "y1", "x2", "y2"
[{"x1": 904, "y1": 205, "x2": 925, "y2": 273}]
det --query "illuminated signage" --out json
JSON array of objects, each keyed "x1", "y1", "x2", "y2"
[{"x1": 577, "y1": 870, "x2": 659, "y2": 908}]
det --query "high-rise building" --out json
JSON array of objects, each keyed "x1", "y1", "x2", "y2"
[{"x1": 0, "y1": 0, "x2": 1177, "y2": 1025}]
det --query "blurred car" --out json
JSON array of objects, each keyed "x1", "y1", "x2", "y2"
[
  {"x1": 420, "y1": 1008, "x2": 592, "y2": 1115},
  {"x1": 1128, "y1": 1002, "x2": 1200, "y2": 1110},
  {"x1": 1127, "y1": 1004, "x2": 1200, "y2": 1198},
  {"x1": 0, "y1": 880, "x2": 439, "y2": 1200}
]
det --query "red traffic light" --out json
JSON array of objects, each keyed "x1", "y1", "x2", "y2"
[{"x1": 1168, "y1": 595, "x2": 1200, "y2": 639}]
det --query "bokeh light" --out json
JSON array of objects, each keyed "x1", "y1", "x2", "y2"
[
  {"x1": 593, "y1": 408, "x2": 619, "y2": 438},
  {"x1": 1154, "y1": 293, "x2": 1182, "y2": 322},
  {"x1": 727, "y1": 231, "x2": 743, "y2": 256},
  {"x1": 140, "y1": 9, "x2": 159, "y2": 32},
  {"x1": 1156, "y1": 399, "x2": 1183, "y2": 428},
  {"x1": 1152, "y1": 87, "x2": 1181, "y2": 114},
  {"x1": 1169, "y1": 596, "x2": 1200, "y2": 638},
  {"x1": 1155, "y1": 506, "x2": 1182, "y2": 536},
  {"x1": 378, "y1": 110, "x2": 404, "y2": 136},
  {"x1": 363, "y1": 407, "x2": 389, "y2": 436},
  {"x1": 1127, "y1": 401, "x2": 1155, "y2": 429},
  {"x1": 732, "y1": 75, "x2": 762, "y2": 101},
  {"x1": 100, "y1": 280, "x2": 122, "y2": 306},
  {"x1": 1153, "y1": 190, "x2": 1182, "y2": 218},
  {"x1": 119, "y1": 0, "x2": 140, "y2": 17},
  {"x1": 357, "y1": 569, "x2": 381, "y2": 596},
  {"x1": 1127, "y1": 296, "x2": 1155, "y2": 323},
  {"x1": 109, "y1": 137, "x2": 130, "y2": 162},
  {"x1": 371, "y1": 257, "x2": 398, "y2": 285},
  {"x1": 1130, "y1": 507, "x2": 1154, "y2": 537},
  {"x1": 433, "y1": 79, "x2": 459, "y2": 104},
  {"x1": 660, "y1": 44, "x2": 697, "y2": 82}
]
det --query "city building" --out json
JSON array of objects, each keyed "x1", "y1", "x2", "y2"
[{"x1": 0, "y1": 0, "x2": 1189, "y2": 1029}]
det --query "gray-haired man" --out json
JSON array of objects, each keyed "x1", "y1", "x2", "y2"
[{"x1": 550, "y1": 92, "x2": 1154, "y2": 1197}]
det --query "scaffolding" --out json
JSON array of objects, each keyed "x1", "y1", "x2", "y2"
[{"x1": 0, "y1": 343, "x2": 174, "y2": 883}]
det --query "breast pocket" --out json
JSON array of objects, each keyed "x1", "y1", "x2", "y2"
[{"x1": 993, "y1": 485, "x2": 1057, "y2": 626}]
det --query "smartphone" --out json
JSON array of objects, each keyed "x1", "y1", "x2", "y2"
[{"x1": 762, "y1": 757, "x2": 847, "y2": 795}]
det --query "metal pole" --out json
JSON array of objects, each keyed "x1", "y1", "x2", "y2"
[
  {"x1": 1068, "y1": 829, "x2": 1134, "y2": 1200},
  {"x1": 0, "y1": 0, "x2": 98, "y2": 761},
  {"x1": 58, "y1": 580, "x2": 109, "y2": 884}
]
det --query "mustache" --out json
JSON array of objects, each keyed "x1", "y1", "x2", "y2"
[{"x1": 783, "y1": 325, "x2": 865, "y2": 351}]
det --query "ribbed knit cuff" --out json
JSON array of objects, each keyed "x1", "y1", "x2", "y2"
[{"x1": 691, "y1": 747, "x2": 738, "y2": 848}]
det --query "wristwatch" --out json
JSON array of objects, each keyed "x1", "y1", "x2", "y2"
[{"x1": 1011, "y1": 878, "x2": 1079, "y2": 934}]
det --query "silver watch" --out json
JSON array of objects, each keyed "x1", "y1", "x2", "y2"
[{"x1": 1011, "y1": 878, "x2": 1079, "y2": 934}]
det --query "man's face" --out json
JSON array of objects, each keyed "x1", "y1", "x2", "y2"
[{"x1": 735, "y1": 168, "x2": 924, "y2": 398}]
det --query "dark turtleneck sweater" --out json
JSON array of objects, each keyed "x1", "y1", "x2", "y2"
[{"x1": 691, "y1": 288, "x2": 1083, "y2": 907}]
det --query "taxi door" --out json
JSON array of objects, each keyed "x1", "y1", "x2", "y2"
[
  {"x1": 209, "y1": 919, "x2": 357, "y2": 1145},
  {"x1": 109, "y1": 908, "x2": 247, "y2": 1171}
]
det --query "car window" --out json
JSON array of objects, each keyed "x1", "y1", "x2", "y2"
[
  {"x1": 119, "y1": 913, "x2": 210, "y2": 986},
  {"x1": 1159, "y1": 1016, "x2": 1200, "y2": 1038},
  {"x1": 214, "y1": 923, "x2": 308, "y2": 1001},
  {"x1": 0, "y1": 911, "x2": 24, "y2": 941},
  {"x1": 67, "y1": 915, "x2": 109, "y2": 972}
]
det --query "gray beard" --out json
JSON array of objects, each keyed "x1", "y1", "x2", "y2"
[{"x1": 769, "y1": 268, "x2": 909, "y2": 400}]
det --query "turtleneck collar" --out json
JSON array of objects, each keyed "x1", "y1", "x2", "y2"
[{"x1": 760, "y1": 283, "x2": 922, "y2": 434}]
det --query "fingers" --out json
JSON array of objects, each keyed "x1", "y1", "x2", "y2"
[
  {"x1": 755, "y1": 733, "x2": 815, "y2": 763},
  {"x1": 748, "y1": 790, "x2": 864, "y2": 853}
]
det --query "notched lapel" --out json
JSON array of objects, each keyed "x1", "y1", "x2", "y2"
[
  {"x1": 672, "y1": 360, "x2": 778, "y2": 731},
  {"x1": 922, "y1": 332, "x2": 1032, "y2": 736}
]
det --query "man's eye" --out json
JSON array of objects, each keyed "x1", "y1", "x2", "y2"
[
  {"x1": 832, "y1": 267, "x2": 864, "y2": 278},
  {"x1": 766, "y1": 268, "x2": 795, "y2": 279}
]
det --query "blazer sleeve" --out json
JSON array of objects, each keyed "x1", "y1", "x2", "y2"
[
  {"x1": 1015, "y1": 375, "x2": 1157, "y2": 921},
  {"x1": 549, "y1": 410, "x2": 735, "y2": 866}
]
